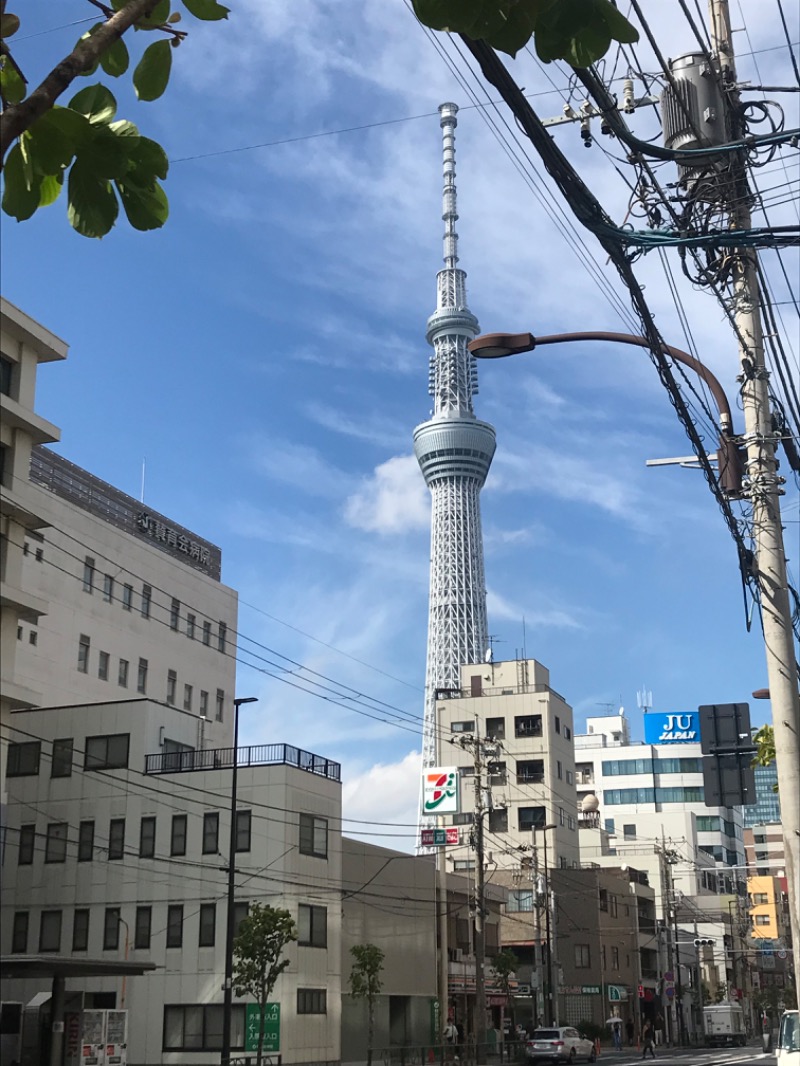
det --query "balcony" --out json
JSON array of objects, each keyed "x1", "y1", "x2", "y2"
[{"x1": 144, "y1": 742, "x2": 341, "y2": 781}]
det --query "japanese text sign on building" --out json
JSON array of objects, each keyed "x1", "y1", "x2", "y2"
[
  {"x1": 245, "y1": 1003, "x2": 280, "y2": 1053},
  {"x1": 421, "y1": 767, "x2": 460, "y2": 814},
  {"x1": 420, "y1": 827, "x2": 460, "y2": 847}
]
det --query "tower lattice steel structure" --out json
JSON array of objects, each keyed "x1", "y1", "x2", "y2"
[{"x1": 414, "y1": 103, "x2": 496, "y2": 807}]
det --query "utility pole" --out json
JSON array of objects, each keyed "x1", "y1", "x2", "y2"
[{"x1": 707, "y1": 0, "x2": 800, "y2": 988}]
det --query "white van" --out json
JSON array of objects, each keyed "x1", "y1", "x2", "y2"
[{"x1": 777, "y1": 1010, "x2": 799, "y2": 1063}]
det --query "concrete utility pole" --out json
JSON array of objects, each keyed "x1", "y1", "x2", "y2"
[
  {"x1": 472, "y1": 718, "x2": 488, "y2": 1059},
  {"x1": 707, "y1": 0, "x2": 800, "y2": 989}
]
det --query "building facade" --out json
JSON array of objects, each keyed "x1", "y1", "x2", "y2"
[
  {"x1": 742, "y1": 763, "x2": 781, "y2": 828},
  {"x1": 2, "y1": 698, "x2": 343, "y2": 1065}
]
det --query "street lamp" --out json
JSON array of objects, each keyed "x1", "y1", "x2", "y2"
[
  {"x1": 221, "y1": 696, "x2": 259, "y2": 1066},
  {"x1": 468, "y1": 330, "x2": 742, "y2": 494},
  {"x1": 532, "y1": 822, "x2": 558, "y2": 1025}
]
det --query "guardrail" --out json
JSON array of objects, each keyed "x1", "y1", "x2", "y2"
[{"x1": 144, "y1": 743, "x2": 341, "y2": 781}]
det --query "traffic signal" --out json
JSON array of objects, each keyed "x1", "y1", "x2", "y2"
[{"x1": 694, "y1": 938, "x2": 715, "y2": 947}]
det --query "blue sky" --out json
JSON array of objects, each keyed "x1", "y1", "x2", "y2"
[{"x1": 5, "y1": 2, "x2": 798, "y2": 847}]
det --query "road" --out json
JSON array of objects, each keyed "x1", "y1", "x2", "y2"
[{"x1": 587, "y1": 1045, "x2": 775, "y2": 1066}]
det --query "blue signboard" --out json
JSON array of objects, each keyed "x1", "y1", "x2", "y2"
[{"x1": 643, "y1": 711, "x2": 700, "y2": 745}]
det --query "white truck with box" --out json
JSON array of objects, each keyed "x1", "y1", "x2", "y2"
[{"x1": 703, "y1": 1003, "x2": 746, "y2": 1047}]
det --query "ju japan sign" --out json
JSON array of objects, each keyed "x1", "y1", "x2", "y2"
[
  {"x1": 421, "y1": 768, "x2": 460, "y2": 814},
  {"x1": 245, "y1": 1003, "x2": 280, "y2": 1053},
  {"x1": 420, "y1": 827, "x2": 460, "y2": 847},
  {"x1": 643, "y1": 711, "x2": 699, "y2": 744}
]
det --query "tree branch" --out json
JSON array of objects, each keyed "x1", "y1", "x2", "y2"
[{"x1": 1, "y1": 0, "x2": 158, "y2": 160}]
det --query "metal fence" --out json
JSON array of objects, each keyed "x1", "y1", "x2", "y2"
[
  {"x1": 372, "y1": 1041, "x2": 528, "y2": 1066},
  {"x1": 144, "y1": 743, "x2": 341, "y2": 781}
]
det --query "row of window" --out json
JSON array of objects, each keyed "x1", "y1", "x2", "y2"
[
  {"x1": 75, "y1": 636, "x2": 226, "y2": 717},
  {"x1": 15, "y1": 810, "x2": 328, "y2": 865},
  {"x1": 163, "y1": 992, "x2": 326, "y2": 1052},
  {"x1": 451, "y1": 715, "x2": 572, "y2": 742},
  {"x1": 8, "y1": 734, "x2": 130, "y2": 778},
  {"x1": 82, "y1": 557, "x2": 227, "y2": 650},
  {"x1": 459, "y1": 759, "x2": 575, "y2": 787},
  {"x1": 451, "y1": 806, "x2": 575, "y2": 833},
  {"x1": 696, "y1": 815, "x2": 740, "y2": 838},
  {"x1": 601, "y1": 757, "x2": 703, "y2": 776},
  {"x1": 603, "y1": 786, "x2": 706, "y2": 805}
]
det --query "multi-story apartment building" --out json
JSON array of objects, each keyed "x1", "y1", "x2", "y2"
[
  {"x1": 434, "y1": 657, "x2": 579, "y2": 871},
  {"x1": 745, "y1": 823, "x2": 786, "y2": 876},
  {"x1": 1, "y1": 298, "x2": 66, "y2": 802},
  {"x1": 2, "y1": 697, "x2": 343, "y2": 1065},
  {"x1": 748, "y1": 875, "x2": 791, "y2": 943}
]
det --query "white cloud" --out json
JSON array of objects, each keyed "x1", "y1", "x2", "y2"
[
  {"x1": 249, "y1": 438, "x2": 353, "y2": 499},
  {"x1": 342, "y1": 749, "x2": 422, "y2": 853},
  {"x1": 345, "y1": 454, "x2": 430, "y2": 534},
  {"x1": 487, "y1": 587, "x2": 583, "y2": 630},
  {"x1": 304, "y1": 401, "x2": 408, "y2": 450}
]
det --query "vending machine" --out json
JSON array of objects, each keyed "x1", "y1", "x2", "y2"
[{"x1": 64, "y1": 1009, "x2": 128, "y2": 1066}]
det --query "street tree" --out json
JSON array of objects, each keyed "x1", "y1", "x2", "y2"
[
  {"x1": 0, "y1": 0, "x2": 229, "y2": 237},
  {"x1": 491, "y1": 949, "x2": 518, "y2": 1037},
  {"x1": 232, "y1": 904, "x2": 297, "y2": 1066},
  {"x1": 412, "y1": 0, "x2": 639, "y2": 68},
  {"x1": 348, "y1": 943, "x2": 385, "y2": 1066}
]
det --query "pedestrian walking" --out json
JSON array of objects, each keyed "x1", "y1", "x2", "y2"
[
  {"x1": 654, "y1": 1012, "x2": 664, "y2": 1046},
  {"x1": 626, "y1": 1019, "x2": 635, "y2": 1047},
  {"x1": 612, "y1": 1021, "x2": 622, "y2": 1050},
  {"x1": 641, "y1": 1021, "x2": 656, "y2": 1060}
]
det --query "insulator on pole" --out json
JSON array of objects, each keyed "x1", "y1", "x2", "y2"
[{"x1": 623, "y1": 78, "x2": 635, "y2": 113}]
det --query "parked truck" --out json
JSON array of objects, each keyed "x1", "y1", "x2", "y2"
[
  {"x1": 777, "y1": 1010, "x2": 799, "y2": 1063},
  {"x1": 703, "y1": 1003, "x2": 747, "y2": 1047}
]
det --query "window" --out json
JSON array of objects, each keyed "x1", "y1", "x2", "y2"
[
  {"x1": 78, "y1": 820, "x2": 94, "y2": 862},
  {"x1": 103, "y1": 908, "x2": 121, "y2": 950},
  {"x1": 137, "y1": 657, "x2": 148, "y2": 694},
  {"x1": 83, "y1": 556, "x2": 95, "y2": 593},
  {"x1": 103, "y1": 574, "x2": 114, "y2": 602},
  {"x1": 98, "y1": 650, "x2": 110, "y2": 681},
  {"x1": 217, "y1": 622, "x2": 227, "y2": 654},
  {"x1": 518, "y1": 807, "x2": 547, "y2": 831},
  {"x1": 610, "y1": 894, "x2": 618, "y2": 918},
  {"x1": 566, "y1": 770, "x2": 574, "y2": 784},
  {"x1": 298, "y1": 904, "x2": 327, "y2": 948},
  {"x1": 199, "y1": 903, "x2": 216, "y2": 947},
  {"x1": 108, "y1": 818, "x2": 125, "y2": 860},
  {"x1": 599, "y1": 889, "x2": 609, "y2": 912},
  {"x1": 122, "y1": 583, "x2": 133, "y2": 610},
  {"x1": 233, "y1": 902, "x2": 249, "y2": 936},
  {"x1": 163, "y1": 1004, "x2": 245, "y2": 1052},
  {"x1": 515, "y1": 715, "x2": 542, "y2": 737},
  {"x1": 170, "y1": 598, "x2": 180, "y2": 630},
  {"x1": 12, "y1": 912, "x2": 29, "y2": 953},
  {"x1": 450, "y1": 721, "x2": 474, "y2": 733},
  {"x1": 557, "y1": 760, "x2": 563, "y2": 780},
  {"x1": 0, "y1": 354, "x2": 14, "y2": 395},
  {"x1": 135, "y1": 906, "x2": 152, "y2": 950},
  {"x1": 167, "y1": 905, "x2": 184, "y2": 948},
  {"x1": 167, "y1": 669, "x2": 177, "y2": 705},
  {"x1": 452, "y1": 812, "x2": 474, "y2": 826},
  {"x1": 555, "y1": 715, "x2": 561, "y2": 734},
  {"x1": 486, "y1": 717, "x2": 505, "y2": 740},
  {"x1": 85, "y1": 733, "x2": 130, "y2": 770},
  {"x1": 215, "y1": 688, "x2": 224, "y2": 722},
  {"x1": 756, "y1": 914, "x2": 772, "y2": 926},
  {"x1": 77, "y1": 634, "x2": 90, "y2": 673},
  {"x1": 574, "y1": 944, "x2": 591, "y2": 968},
  {"x1": 7, "y1": 741, "x2": 41, "y2": 777},
  {"x1": 18, "y1": 824, "x2": 36, "y2": 865},
  {"x1": 202, "y1": 813, "x2": 219, "y2": 855},
  {"x1": 751, "y1": 893, "x2": 769, "y2": 905},
  {"x1": 39, "y1": 910, "x2": 62, "y2": 952},
  {"x1": 171, "y1": 815, "x2": 187, "y2": 856},
  {"x1": 564, "y1": 725, "x2": 572, "y2": 740},
  {"x1": 506, "y1": 889, "x2": 534, "y2": 913},
  {"x1": 186, "y1": 613, "x2": 196, "y2": 639},
  {"x1": 235, "y1": 810, "x2": 251, "y2": 852},
  {"x1": 623, "y1": 824, "x2": 637, "y2": 840},
  {"x1": 604, "y1": 818, "x2": 615, "y2": 834},
  {"x1": 297, "y1": 989, "x2": 327, "y2": 1015},
  {"x1": 488, "y1": 760, "x2": 506, "y2": 786},
  {"x1": 199, "y1": 690, "x2": 209, "y2": 718},
  {"x1": 29, "y1": 630, "x2": 37, "y2": 646},
  {"x1": 517, "y1": 759, "x2": 545, "y2": 784},
  {"x1": 141, "y1": 584, "x2": 152, "y2": 618},
  {"x1": 489, "y1": 808, "x2": 508, "y2": 833},
  {"x1": 45, "y1": 823, "x2": 68, "y2": 863},
  {"x1": 202, "y1": 620, "x2": 212, "y2": 646},
  {"x1": 559, "y1": 806, "x2": 565, "y2": 826},
  {"x1": 73, "y1": 909, "x2": 90, "y2": 952},
  {"x1": 49, "y1": 738, "x2": 73, "y2": 779},
  {"x1": 117, "y1": 658, "x2": 129, "y2": 688},
  {"x1": 183, "y1": 684, "x2": 193, "y2": 711},
  {"x1": 140, "y1": 816, "x2": 156, "y2": 858},
  {"x1": 299, "y1": 813, "x2": 328, "y2": 858},
  {"x1": 611, "y1": 946, "x2": 620, "y2": 969}
]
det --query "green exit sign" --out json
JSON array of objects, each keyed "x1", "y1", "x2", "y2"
[{"x1": 245, "y1": 1003, "x2": 280, "y2": 1053}]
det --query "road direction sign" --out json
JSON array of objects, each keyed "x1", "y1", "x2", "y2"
[{"x1": 245, "y1": 1003, "x2": 280, "y2": 1053}]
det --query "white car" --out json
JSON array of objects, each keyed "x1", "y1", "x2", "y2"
[{"x1": 526, "y1": 1027, "x2": 597, "y2": 1063}]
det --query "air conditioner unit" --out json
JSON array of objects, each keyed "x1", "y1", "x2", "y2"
[{"x1": 494, "y1": 793, "x2": 508, "y2": 808}]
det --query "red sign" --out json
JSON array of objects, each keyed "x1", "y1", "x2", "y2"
[{"x1": 420, "y1": 827, "x2": 460, "y2": 846}]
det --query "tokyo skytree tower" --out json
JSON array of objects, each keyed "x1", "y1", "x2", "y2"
[{"x1": 414, "y1": 103, "x2": 496, "y2": 795}]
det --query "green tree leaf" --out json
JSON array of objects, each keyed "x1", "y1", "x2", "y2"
[
  {"x1": 24, "y1": 109, "x2": 87, "y2": 174},
  {"x1": 596, "y1": 0, "x2": 639, "y2": 44},
  {"x1": 117, "y1": 176, "x2": 169, "y2": 230},
  {"x1": 1, "y1": 12, "x2": 21, "y2": 37},
  {"x1": 134, "y1": 0, "x2": 171, "y2": 29},
  {"x1": 1, "y1": 143, "x2": 41, "y2": 221},
  {"x1": 67, "y1": 157, "x2": 119, "y2": 237},
  {"x1": 0, "y1": 55, "x2": 27, "y2": 105},
  {"x1": 128, "y1": 135, "x2": 169, "y2": 180},
  {"x1": 99, "y1": 36, "x2": 130, "y2": 77},
  {"x1": 38, "y1": 173, "x2": 64, "y2": 208},
  {"x1": 182, "y1": 0, "x2": 230, "y2": 20},
  {"x1": 133, "y1": 40, "x2": 172, "y2": 101},
  {"x1": 69, "y1": 84, "x2": 118, "y2": 125},
  {"x1": 83, "y1": 129, "x2": 131, "y2": 180}
]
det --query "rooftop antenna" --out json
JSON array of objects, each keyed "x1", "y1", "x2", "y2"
[
  {"x1": 637, "y1": 686, "x2": 653, "y2": 714},
  {"x1": 140, "y1": 457, "x2": 146, "y2": 504},
  {"x1": 522, "y1": 615, "x2": 527, "y2": 660}
]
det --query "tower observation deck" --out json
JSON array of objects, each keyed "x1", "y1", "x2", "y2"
[{"x1": 414, "y1": 103, "x2": 496, "y2": 798}]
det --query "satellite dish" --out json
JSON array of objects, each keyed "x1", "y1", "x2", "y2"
[{"x1": 485, "y1": 647, "x2": 493, "y2": 663}]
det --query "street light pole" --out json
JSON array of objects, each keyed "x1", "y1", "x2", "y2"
[
  {"x1": 221, "y1": 696, "x2": 258, "y2": 1066},
  {"x1": 532, "y1": 822, "x2": 557, "y2": 1025}
]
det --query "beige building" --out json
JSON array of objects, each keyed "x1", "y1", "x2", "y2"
[
  {"x1": 745, "y1": 824, "x2": 786, "y2": 876},
  {"x1": 434, "y1": 657, "x2": 580, "y2": 871},
  {"x1": 2, "y1": 697, "x2": 343, "y2": 1065},
  {"x1": 1, "y1": 298, "x2": 66, "y2": 802}
]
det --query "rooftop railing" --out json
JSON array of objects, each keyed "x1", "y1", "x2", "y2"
[{"x1": 144, "y1": 743, "x2": 341, "y2": 781}]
